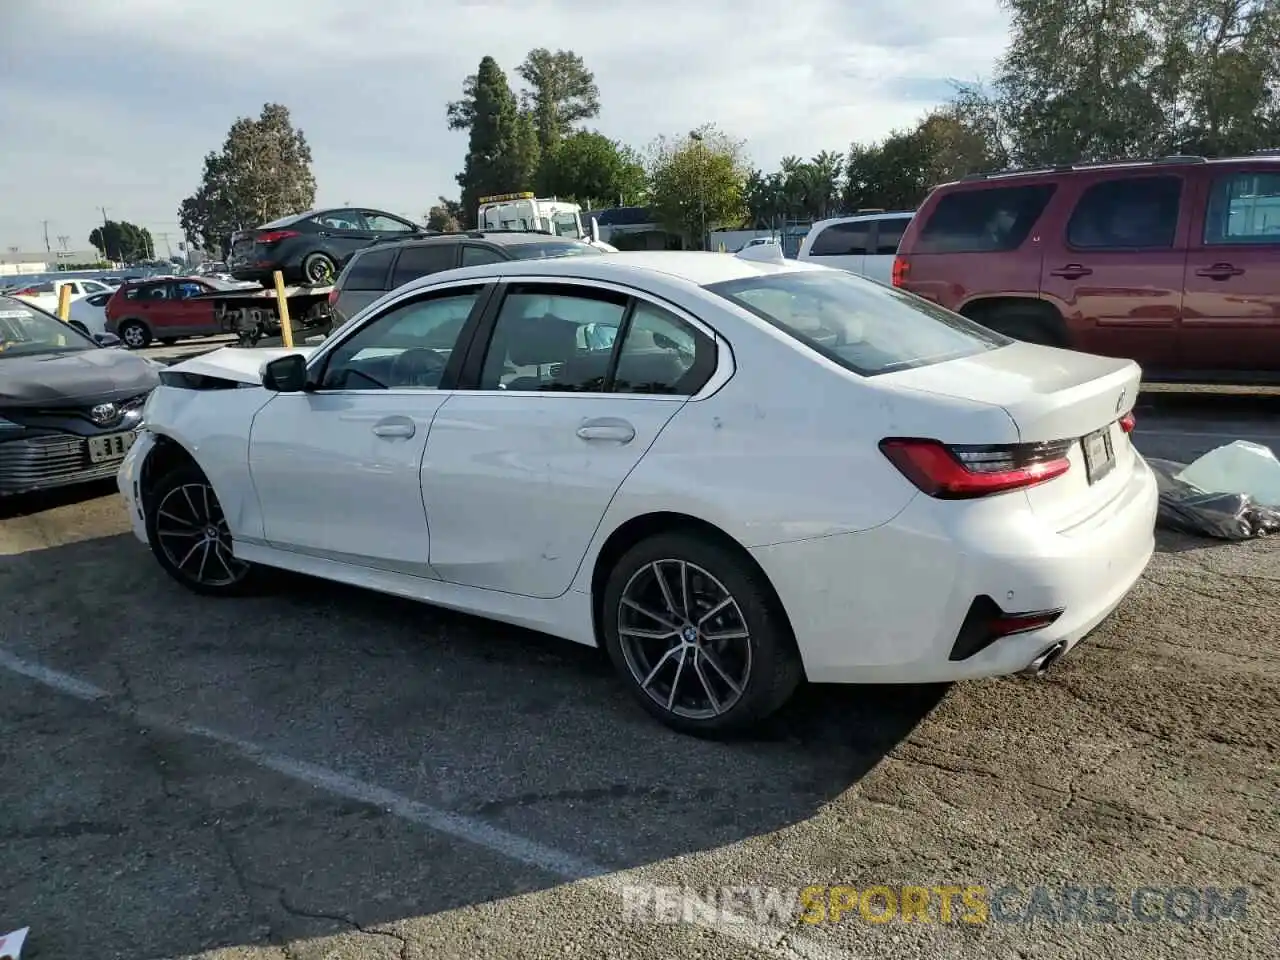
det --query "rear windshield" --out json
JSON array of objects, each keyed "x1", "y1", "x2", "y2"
[
  {"x1": 705, "y1": 269, "x2": 1010, "y2": 376},
  {"x1": 507, "y1": 240, "x2": 602, "y2": 260},
  {"x1": 915, "y1": 184, "x2": 1056, "y2": 254}
]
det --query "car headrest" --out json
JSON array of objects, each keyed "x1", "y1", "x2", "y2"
[{"x1": 507, "y1": 315, "x2": 578, "y2": 366}]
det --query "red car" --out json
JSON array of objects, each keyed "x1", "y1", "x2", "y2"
[
  {"x1": 893, "y1": 154, "x2": 1280, "y2": 381},
  {"x1": 105, "y1": 278, "x2": 225, "y2": 349}
]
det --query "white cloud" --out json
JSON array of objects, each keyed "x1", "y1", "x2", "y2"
[{"x1": 0, "y1": 0, "x2": 1009, "y2": 250}]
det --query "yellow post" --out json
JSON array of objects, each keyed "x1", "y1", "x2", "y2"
[
  {"x1": 273, "y1": 270, "x2": 294, "y2": 348},
  {"x1": 56, "y1": 282, "x2": 72, "y2": 321}
]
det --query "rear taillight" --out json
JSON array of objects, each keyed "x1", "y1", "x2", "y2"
[
  {"x1": 891, "y1": 255, "x2": 909, "y2": 288},
  {"x1": 256, "y1": 230, "x2": 299, "y2": 244},
  {"x1": 327, "y1": 288, "x2": 339, "y2": 305},
  {"x1": 880, "y1": 437, "x2": 1072, "y2": 499},
  {"x1": 1119, "y1": 411, "x2": 1135, "y2": 433}
]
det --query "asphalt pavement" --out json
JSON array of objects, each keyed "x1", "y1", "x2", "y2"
[{"x1": 0, "y1": 393, "x2": 1277, "y2": 960}]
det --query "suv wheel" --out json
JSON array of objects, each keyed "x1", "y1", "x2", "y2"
[
  {"x1": 974, "y1": 303, "x2": 1068, "y2": 347},
  {"x1": 118, "y1": 320, "x2": 152, "y2": 349}
]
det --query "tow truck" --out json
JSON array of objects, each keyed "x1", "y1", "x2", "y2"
[
  {"x1": 191, "y1": 280, "x2": 335, "y2": 346},
  {"x1": 477, "y1": 192, "x2": 616, "y2": 251}
]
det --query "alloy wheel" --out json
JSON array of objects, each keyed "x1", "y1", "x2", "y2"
[
  {"x1": 616, "y1": 559, "x2": 753, "y2": 721},
  {"x1": 122, "y1": 325, "x2": 146, "y2": 348},
  {"x1": 154, "y1": 482, "x2": 249, "y2": 587}
]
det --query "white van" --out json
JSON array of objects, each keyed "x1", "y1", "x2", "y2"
[{"x1": 796, "y1": 211, "x2": 914, "y2": 283}]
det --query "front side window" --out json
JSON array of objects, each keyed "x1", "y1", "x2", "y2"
[
  {"x1": 915, "y1": 184, "x2": 1056, "y2": 254},
  {"x1": 364, "y1": 212, "x2": 416, "y2": 233},
  {"x1": 311, "y1": 210, "x2": 365, "y2": 231},
  {"x1": 1204, "y1": 171, "x2": 1280, "y2": 245},
  {"x1": 552, "y1": 212, "x2": 582, "y2": 238},
  {"x1": 707, "y1": 269, "x2": 1009, "y2": 377},
  {"x1": 0, "y1": 297, "x2": 94, "y2": 356},
  {"x1": 319, "y1": 288, "x2": 481, "y2": 390},
  {"x1": 1067, "y1": 176, "x2": 1182, "y2": 250}
]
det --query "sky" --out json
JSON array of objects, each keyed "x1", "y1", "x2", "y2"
[{"x1": 0, "y1": 0, "x2": 1010, "y2": 253}]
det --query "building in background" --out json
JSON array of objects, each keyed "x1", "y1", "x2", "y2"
[{"x1": 0, "y1": 248, "x2": 107, "y2": 276}]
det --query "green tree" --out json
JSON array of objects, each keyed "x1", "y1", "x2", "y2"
[
  {"x1": 538, "y1": 131, "x2": 646, "y2": 206},
  {"x1": 743, "y1": 169, "x2": 787, "y2": 228},
  {"x1": 425, "y1": 197, "x2": 464, "y2": 232},
  {"x1": 647, "y1": 125, "x2": 749, "y2": 249},
  {"x1": 178, "y1": 103, "x2": 316, "y2": 253},
  {"x1": 88, "y1": 220, "x2": 154, "y2": 261},
  {"x1": 516, "y1": 48, "x2": 601, "y2": 156},
  {"x1": 449, "y1": 57, "x2": 540, "y2": 226}
]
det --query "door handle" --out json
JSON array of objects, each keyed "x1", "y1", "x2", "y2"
[
  {"x1": 372, "y1": 417, "x2": 415, "y2": 439},
  {"x1": 1195, "y1": 263, "x2": 1244, "y2": 280},
  {"x1": 1050, "y1": 264, "x2": 1093, "y2": 279},
  {"x1": 576, "y1": 417, "x2": 635, "y2": 443}
]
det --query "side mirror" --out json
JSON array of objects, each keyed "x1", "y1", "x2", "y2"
[
  {"x1": 93, "y1": 332, "x2": 122, "y2": 348},
  {"x1": 261, "y1": 353, "x2": 309, "y2": 392},
  {"x1": 590, "y1": 216, "x2": 601, "y2": 244}
]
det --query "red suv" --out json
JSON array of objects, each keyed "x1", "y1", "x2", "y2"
[
  {"x1": 893, "y1": 155, "x2": 1280, "y2": 380},
  {"x1": 105, "y1": 278, "x2": 224, "y2": 349}
]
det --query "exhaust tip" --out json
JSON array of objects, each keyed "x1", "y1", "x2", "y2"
[{"x1": 1021, "y1": 640, "x2": 1068, "y2": 676}]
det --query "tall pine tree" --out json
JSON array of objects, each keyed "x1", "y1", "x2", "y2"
[{"x1": 451, "y1": 57, "x2": 539, "y2": 226}]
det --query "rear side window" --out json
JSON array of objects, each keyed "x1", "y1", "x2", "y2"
[
  {"x1": 1204, "y1": 171, "x2": 1280, "y2": 245},
  {"x1": 706, "y1": 269, "x2": 1009, "y2": 377},
  {"x1": 461, "y1": 245, "x2": 507, "y2": 266},
  {"x1": 392, "y1": 244, "x2": 455, "y2": 287},
  {"x1": 343, "y1": 248, "x2": 396, "y2": 291},
  {"x1": 1067, "y1": 176, "x2": 1181, "y2": 249},
  {"x1": 915, "y1": 184, "x2": 1056, "y2": 253},
  {"x1": 875, "y1": 217, "x2": 910, "y2": 255},
  {"x1": 808, "y1": 221, "x2": 872, "y2": 257}
]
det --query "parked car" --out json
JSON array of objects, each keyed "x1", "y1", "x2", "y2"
[
  {"x1": 104, "y1": 277, "x2": 227, "y2": 349},
  {"x1": 11, "y1": 277, "x2": 115, "y2": 311},
  {"x1": 0, "y1": 295, "x2": 158, "y2": 496},
  {"x1": 893, "y1": 154, "x2": 1280, "y2": 380},
  {"x1": 329, "y1": 231, "x2": 604, "y2": 326},
  {"x1": 228, "y1": 208, "x2": 425, "y2": 286},
  {"x1": 66, "y1": 290, "x2": 114, "y2": 337},
  {"x1": 117, "y1": 251, "x2": 1156, "y2": 736},
  {"x1": 797, "y1": 211, "x2": 914, "y2": 282}
]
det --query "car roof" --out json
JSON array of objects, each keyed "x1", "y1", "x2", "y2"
[
  {"x1": 391, "y1": 250, "x2": 824, "y2": 297},
  {"x1": 809, "y1": 211, "x2": 915, "y2": 229}
]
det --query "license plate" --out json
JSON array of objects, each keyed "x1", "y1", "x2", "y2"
[
  {"x1": 88, "y1": 431, "x2": 136, "y2": 463},
  {"x1": 1082, "y1": 427, "x2": 1115, "y2": 484}
]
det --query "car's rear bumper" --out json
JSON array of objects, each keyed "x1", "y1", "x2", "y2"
[{"x1": 750, "y1": 455, "x2": 1159, "y2": 684}]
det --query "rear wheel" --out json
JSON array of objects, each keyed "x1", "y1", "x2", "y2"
[
  {"x1": 302, "y1": 252, "x2": 337, "y2": 284},
  {"x1": 145, "y1": 463, "x2": 258, "y2": 596},
  {"x1": 973, "y1": 303, "x2": 1068, "y2": 347},
  {"x1": 601, "y1": 531, "x2": 803, "y2": 737},
  {"x1": 118, "y1": 320, "x2": 151, "y2": 349}
]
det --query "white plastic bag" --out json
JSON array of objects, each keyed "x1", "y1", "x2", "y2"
[{"x1": 1175, "y1": 441, "x2": 1280, "y2": 506}]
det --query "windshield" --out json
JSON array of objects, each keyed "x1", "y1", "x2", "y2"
[
  {"x1": 551, "y1": 211, "x2": 583, "y2": 238},
  {"x1": 705, "y1": 269, "x2": 1010, "y2": 376},
  {"x1": 0, "y1": 296, "x2": 96, "y2": 357},
  {"x1": 508, "y1": 240, "x2": 602, "y2": 260}
]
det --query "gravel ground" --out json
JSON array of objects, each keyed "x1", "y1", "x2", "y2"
[{"x1": 0, "y1": 395, "x2": 1276, "y2": 960}]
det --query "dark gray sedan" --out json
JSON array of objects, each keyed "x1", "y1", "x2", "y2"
[{"x1": 0, "y1": 296, "x2": 161, "y2": 496}]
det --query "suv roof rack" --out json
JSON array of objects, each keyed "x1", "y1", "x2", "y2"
[{"x1": 960, "y1": 154, "x2": 1208, "y2": 182}]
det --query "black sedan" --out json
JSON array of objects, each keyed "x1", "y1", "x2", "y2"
[
  {"x1": 228, "y1": 207, "x2": 425, "y2": 285},
  {"x1": 0, "y1": 296, "x2": 161, "y2": 497}
]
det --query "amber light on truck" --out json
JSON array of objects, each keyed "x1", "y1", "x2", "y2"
[{"x1": 879, "y1": 438, "x2": 1073, "y2": 498}]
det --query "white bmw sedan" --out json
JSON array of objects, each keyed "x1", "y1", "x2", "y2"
[{"x1": 117, "y1": 250, "x2": 1158, "y2": 736}]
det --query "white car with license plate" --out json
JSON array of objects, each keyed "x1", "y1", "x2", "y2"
[{"x1": 117, "y1": 249, "x2": 1158, "y2": 735}]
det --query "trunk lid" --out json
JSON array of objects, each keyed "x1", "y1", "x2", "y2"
[{"x1": 882, "y1": 341, "x2": 1142, "y2": 529}]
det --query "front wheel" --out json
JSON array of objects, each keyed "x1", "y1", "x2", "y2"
[
  {"x1": 118, "y1": 320, "x2": 151, "y2": 349},
  {"x1": 144, "y1": 463, "x2": 258, "y2": 596},
  {"x1": 601, "y1": 531, "x2": 803, "y2": 737}
]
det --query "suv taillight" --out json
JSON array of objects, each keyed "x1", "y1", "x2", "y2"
[
  {"x1": 891, "y1": 255, "x2": 909, "y2": 288},
  {"x1": 327, "y1": 288, "x2": 339, "y2": 305},
  {"x1": 880, "y1": 438, "x2": 1072, "y2": 499},
  {"x1": 256, "y1": 230, "x2": 299, "y2": 244}
]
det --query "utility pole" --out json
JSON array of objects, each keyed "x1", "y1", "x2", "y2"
[
  {"x1": 156, "y1": 232, "x2": 173, "y2": 259},
  {"x1": 42, "y1": 220, "x2": 51, "y2": 253},
  {"x1": 689, "y1": 130, "x2": 707, "y2": 250},
  {"x1": 99, "y1": 207, "x2": 111, "y2": 260}
]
